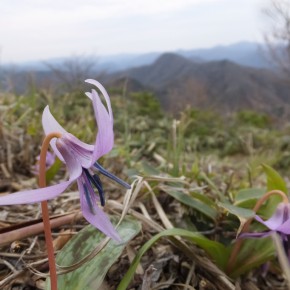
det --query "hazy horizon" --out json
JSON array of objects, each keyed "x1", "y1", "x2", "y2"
[{"x1": 0, "y1": 40, "x2": 266, "y2": 66}]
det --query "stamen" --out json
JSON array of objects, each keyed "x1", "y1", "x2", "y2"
[
  {"x1": 83, "y1": 184, "x2": 96, "y2": 215},
  {"x1": 84, "y1": 168, "x2": 106, "y2": 206},
  {"x1": 94, "y1": 162, "x2": 131, "y2": 189},
  {"x1": 92, "y1": 174, "x2": 105, "y2": 207}
]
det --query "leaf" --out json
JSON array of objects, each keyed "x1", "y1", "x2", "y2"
[
  {"x1": 190, "y1": 191, "x2": 216, "y2": 207},
  {"x1": 218, "y1": 202, "x2": 255, "y2": 219},
  {"x1": 234, "y1": 188, "x2": 266, "y2": 208},
  {"x1": 141, "y1": 160, "x2": 161, "y2": 175},
  {"x1": 166, "y1": 189, "x2": 218, "y2": 220},
  {"x1": 46, "y1": 216, "x2": 141, "y2": 290},
  {"x1": 199, "y1": 172, "x2": 225, "y2": 201},
  {"x1": 262, "y1": 164, "x2": 287, "y2": 193},
  {"x1": 218, "y1": 202, "x2": 255, "y2": 236},
  {"x1": 262, "y1": 164, "x2": 288, "y2": 216},
  {"x1": 117, "y1": 228, "x2": 229, "y2": 290}
]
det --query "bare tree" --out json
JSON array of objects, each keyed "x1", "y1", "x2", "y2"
[{"x1": 45, "y1": 55, "x2": 99, "y2": 92}]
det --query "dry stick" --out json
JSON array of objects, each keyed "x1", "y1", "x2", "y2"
[
  {"x1": 0, "y1": 211, "x2": 83, "y2": 246},
  {"x1": 226, "y1": 190, "x2": 289, "y2": 273},
  {"x1": 39, "y1": 132, "x2": 62, "y2": 290}
]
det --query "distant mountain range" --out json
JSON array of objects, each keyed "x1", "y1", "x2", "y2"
[
  {"x1": 1, "y1": 41, "x2": 290, "y2": 116},
  {"x1": 1, "y1": 41, "x2": 272, "y2": 73},
  {"x1": 102, "y1": 52, "x2": 290, "y2": 115}
]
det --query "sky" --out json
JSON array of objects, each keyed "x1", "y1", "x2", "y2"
[{"x1": 0, "y1": 0, "x2": 268, "y2": 63}]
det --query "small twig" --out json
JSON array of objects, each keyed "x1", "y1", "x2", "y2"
[
  {"x1": 0, "y1": 163, "x2": 10, "y2": 178},
  {"x1": 26, "y1": 211, "x2": 42, "y2": 255},
  {"x1": 0, "y1": 258, "x2": 17, "y2": 273},
  {"x1": 0, "y1": 252, "x2": 47, "y2": 259},
  {"x1": 145, "y1": 181, "x2": 174, "y2": 229},
  {"x1": 185, "y1": 262, "x2": 196, "y2": 289},
  {"x1": 0, "y1": 270, "x2": 23, "y2": 288}
]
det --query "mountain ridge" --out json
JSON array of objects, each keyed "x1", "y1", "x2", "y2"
[{"x1": 104, "y1": 52, "x2": 290, "y2": 115}]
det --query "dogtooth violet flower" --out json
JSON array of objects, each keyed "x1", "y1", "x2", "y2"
[
  {"x1": 0, "y1": 79, "x2": 130, "y2": 241},
  {"x1": 241, "y1": 202, "x2": 290, "y2": 261}
]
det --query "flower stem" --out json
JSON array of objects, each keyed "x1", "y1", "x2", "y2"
[
  {"x1": 39, "y1": 132, "x2": 62, "y2": 290},
  {"x1": 226, "y1": 190, "x2": 289, "y2": 274}
]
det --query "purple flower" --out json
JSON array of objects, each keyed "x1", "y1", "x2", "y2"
[
  {"x1": 242, "y1": 203, "x2": 290, "y2": 260},
  {"x1": 0, "y1": 79, "x2": 130, "y2": 241}
]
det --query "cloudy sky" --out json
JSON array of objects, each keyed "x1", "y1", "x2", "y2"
[{"x1": 1, "y1": 0, "x2": 268, "y2": 63}]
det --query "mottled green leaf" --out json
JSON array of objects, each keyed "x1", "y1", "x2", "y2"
[{"x1": 46, "y1": 216, "x2": 141, "y2": 290}]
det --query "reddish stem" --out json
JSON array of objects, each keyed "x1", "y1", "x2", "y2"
[
  {"x1": 39, "y1": 132, "x2": 62, "y2": 290},
  {"x1": 226, "y1": 190, "x2": 289, "y2": 274}
]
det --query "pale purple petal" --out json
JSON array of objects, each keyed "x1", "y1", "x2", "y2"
[
  {"x1": 0, "y1": 180, "x2": 74, "y2": 205},
  {"x1": 85, "y1": 79, "x2": 113, "y2": 120},
  {"x1": 42, "y1": 106, "x2": 67, "y2": 162},
  {"x1": 89, "y1": 90, "x2": 114, "y2": 165},
  {"x1": 56, "y1": 138, "x2": 83, "y2": 179},
  {"x1": 45, "y1": 151, "x2": 56, "y2": 167},
  {"x1": 77, "y1": 178, "x2": 121, "y2": 241},
  {"x1": 42, "y1": 106, "x2": 67, "y2": 135},
  {"x1": 63, "y1": 133, "x2": 94, "y2": 152},
  {"x1": 0, "y1": 142, "x2": 82, "y2": 205},
  {"x1": 276, "y1": 218, "x2": 290, "y2": 234},
  {"x1": 255, "y1": 203, "x2": 286, "y2": 230},
  {"x1": 61, "y1": 133, "x2": 94, "y2": 168}
]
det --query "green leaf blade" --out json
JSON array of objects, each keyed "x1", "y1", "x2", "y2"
[
  {"x1": 46, "y1": 216, "x2": 141, "y2": 290},
  {"x1": 117, "y1": 228, "x2": 229, "y2": 290},
  {"x1": 166, "y1": 189, "x2": 218, "y2": 220}
]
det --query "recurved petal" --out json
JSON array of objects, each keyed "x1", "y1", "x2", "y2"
[
  {"x1": 85, "y1": 79, "x2": 113, "y2": 120},
  {"x1": 276, "y1": 218, "x2": 290, "y2": 234},
  {"x1": 275, "y1": 204, "x2": 290, "y2": 234},
  {"x1": 255, "y1": 203, "x2": 287, "y2": 230},
  {"x1": 78, "y1": 178, "x2": 121, "y2": 242},
  {"x1": 42, "y1": 106, "x2": 67, "y2": 135},
  {"x1": 42, "y1": 106, "x2": 67, "y2": 161},
  {"x1": 0, "y1": 180, "x2": 74, "y2": 205},
  {"x1": 89, "y1": 89, "x2": 114, "y2": 165}
]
